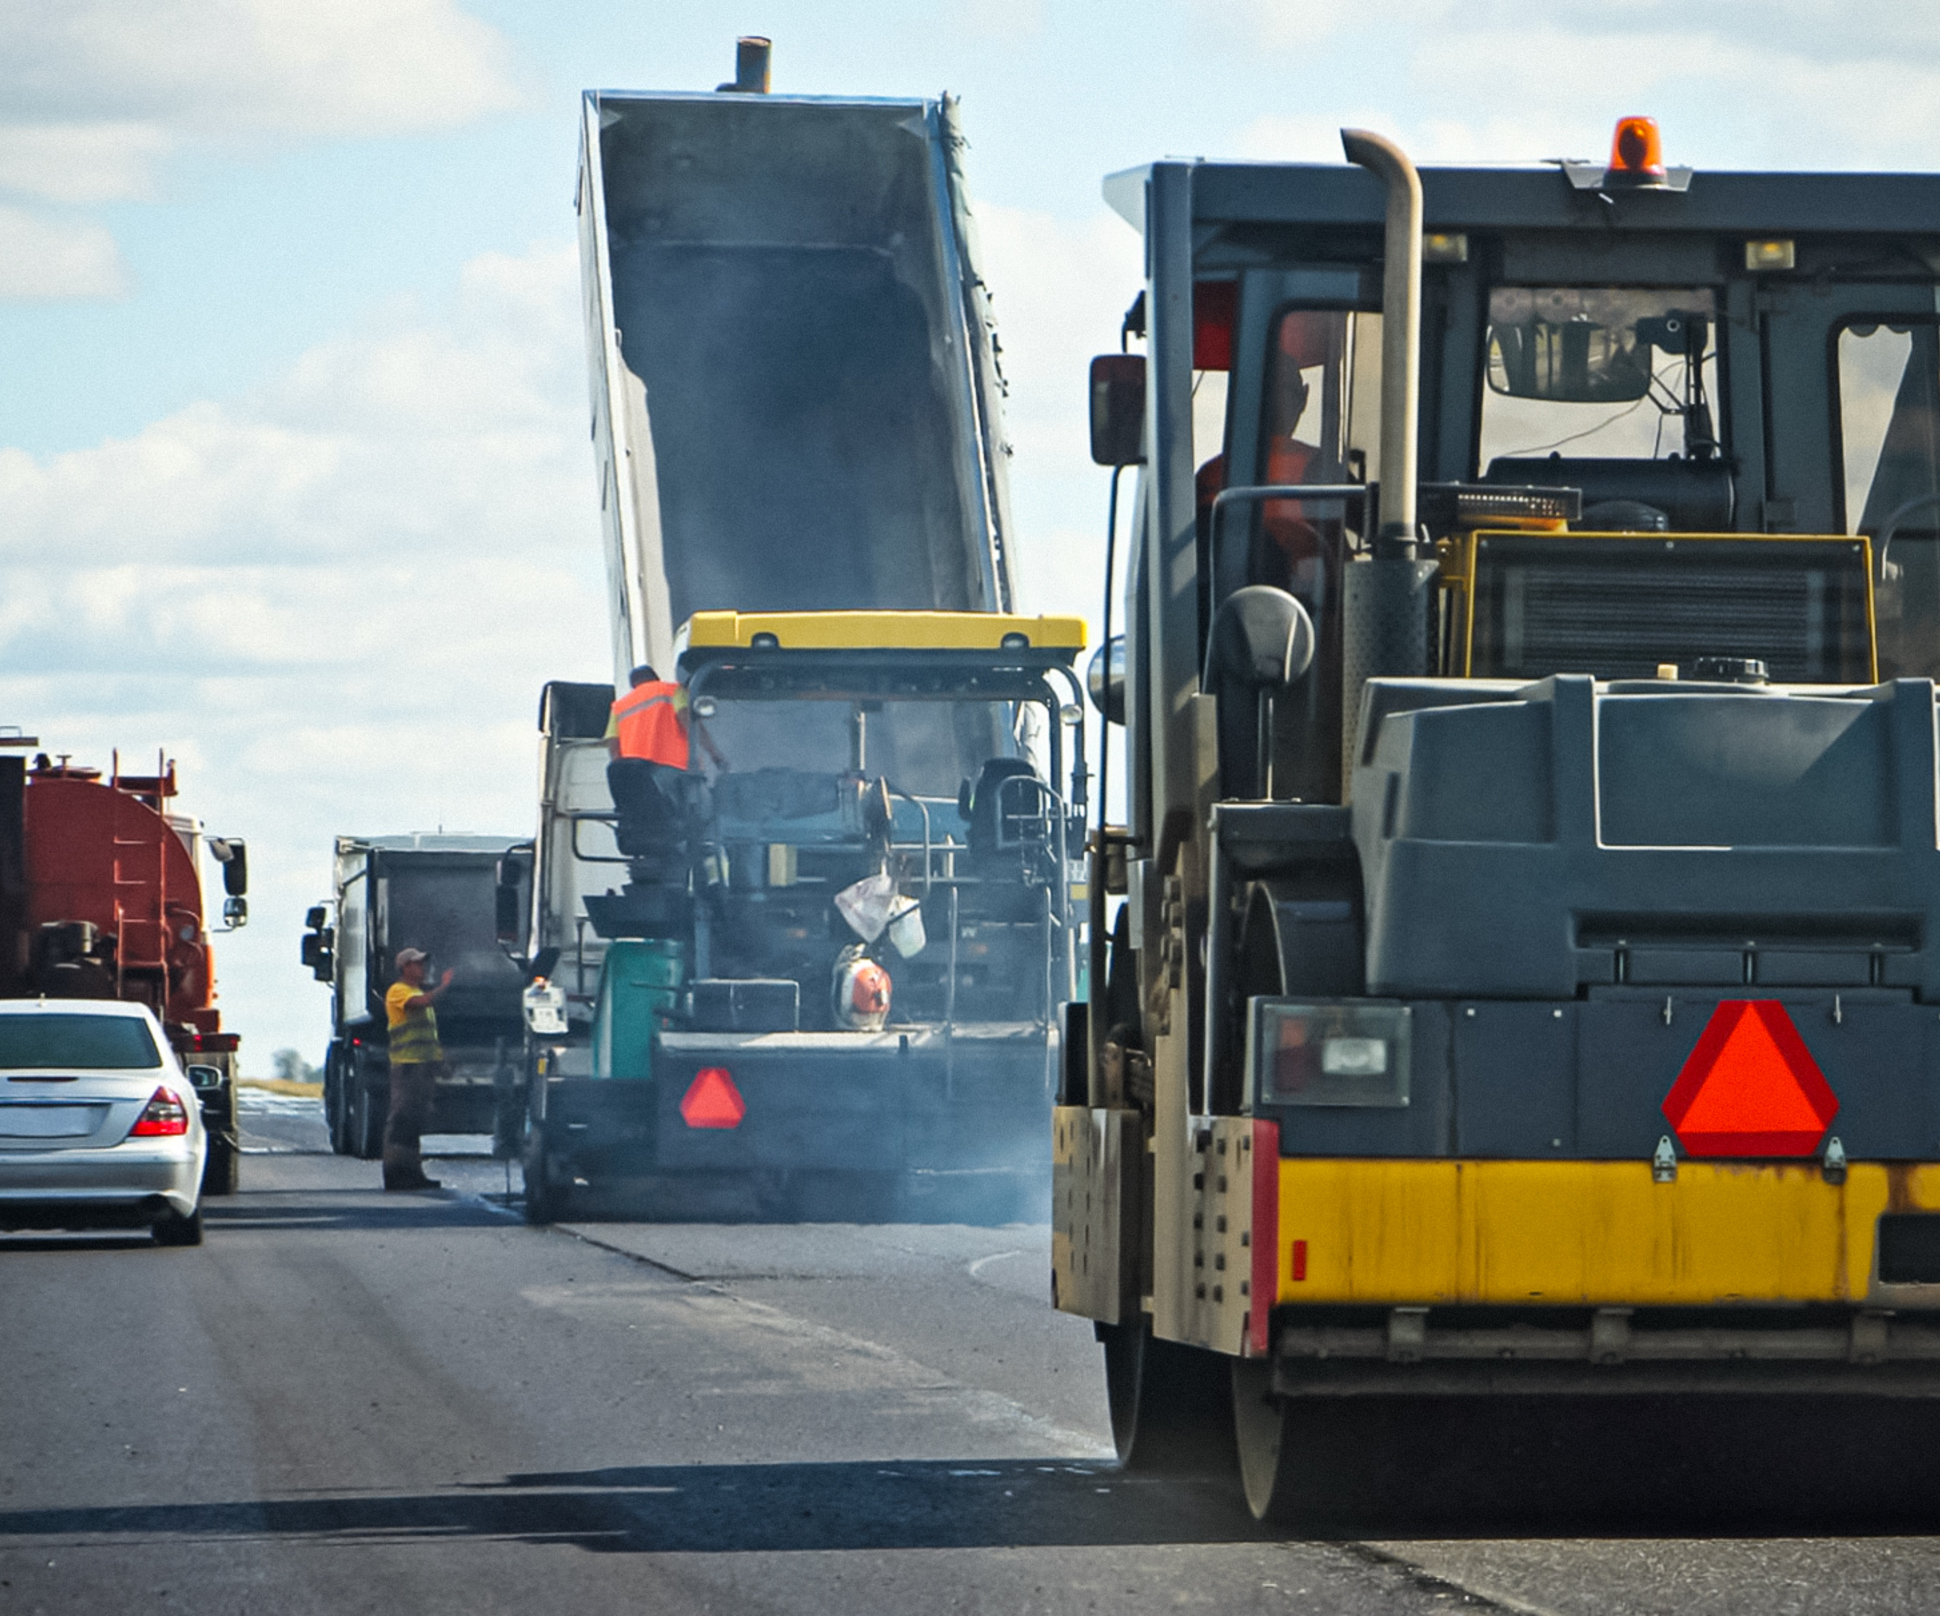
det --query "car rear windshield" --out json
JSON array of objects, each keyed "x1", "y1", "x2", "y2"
[{"x1": 0, "y1": 1015, "x2": 161, "y2": 1069}]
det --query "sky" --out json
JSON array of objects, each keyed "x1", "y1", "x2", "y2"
[{"x1": 4, "y1": 0, "x2": 1937, "y2": 1069}]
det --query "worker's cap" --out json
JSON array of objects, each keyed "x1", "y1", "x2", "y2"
[
  {"x1": 395, "y1": 947, "x2": 428, "y2": 968},
  {"x1": 628, "y1": 663, "x2": 659, "y2": 687}
]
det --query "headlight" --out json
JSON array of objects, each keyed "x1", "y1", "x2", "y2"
[{"x1": 1248, "y1": 1001, "x2": 1411, "y2": 1108}]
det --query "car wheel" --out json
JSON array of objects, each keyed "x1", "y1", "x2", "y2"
[{"x1": 153, "y1": 1207, "x2": 203, "y2": 1247}]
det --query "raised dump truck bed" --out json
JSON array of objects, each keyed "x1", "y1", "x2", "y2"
[{"x1": 579, "y1": 85, "x2": 1016, "y2": 681}]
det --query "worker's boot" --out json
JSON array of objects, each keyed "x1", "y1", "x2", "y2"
[{"x1": 383, "y1": 1145, "x2": 441, "y2": 1191}]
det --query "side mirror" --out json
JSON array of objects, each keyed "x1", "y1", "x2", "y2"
[
  {"x1": 208, "y1": 837, "x2": 247, "y2": 896},
  {"x1": 495, "y1": 882, "x2": 524, "y2": 943},
  {"x1": 1087, "y1": 636, "x2": 1126, "y2": 726},
  {"x1": 185, "y1": 1064, "x2": 225, "y2": 1092},
  {"x1": 527, "y1": 945, "x2": 562, "y2": 983},
  {"x1": 300, "y1": 927, "x2": 335, "y2": 981},
  {"x1": 495, "y1": 850, "x2": 532, "y2": 945},
  {"x1": 305, "y1": 905, "x2": 328, "y2": 931},
  {"x1": 221, "y1": 895, "x2": 248, "y2": 929},
  {"x1": 1089, "y1": 355, "x2": 1145, "y2": 467}
]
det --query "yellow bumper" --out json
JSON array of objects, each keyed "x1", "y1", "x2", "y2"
[{"x1": 1275, "y1": 1158, "x2": 1940, "y2": 1306}]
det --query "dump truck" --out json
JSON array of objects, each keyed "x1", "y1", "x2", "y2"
[
  {"x1": 1054, "y1": 117, "x2": 1940, "y2": 1519},
  {"x1": 514, "y1": 52, "x2": 1079, "y2": 1219},
  {"x1": 1, "y1": 741, "x2": 246, "y2": 1193},
  {"x1": 302, "y1": 835, "x2": 531, "y2": 1159}
]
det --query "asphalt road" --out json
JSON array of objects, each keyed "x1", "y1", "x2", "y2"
[{"x1": 4, "y1": 1095, "x2": 1940, "y2": 1614}]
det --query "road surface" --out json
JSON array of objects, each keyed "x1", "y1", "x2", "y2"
[{"x1": 2, "y1": 1091, "x2": 1938, "y2": 1614}]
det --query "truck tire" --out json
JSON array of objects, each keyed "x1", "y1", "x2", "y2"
[
  {"x1": 1100, "y1": 1319, "x2": 1237, "y2": 1475},
  {"x1": 201, "y1": 1135, "x2": 240, "y2": 1196},
  {"x1": 492, "y1": 1081, "x2": 524, "y2": 1162},
  {"x1": 352, "y1": 1069, "x2": 387, "y2": 1160},
  {"x1": 324, "y1": 1046, "x2": 350, "y2": 1155},
  {"x1": 522, "y1": 1124, "x2": 568, "y2": 1224}
]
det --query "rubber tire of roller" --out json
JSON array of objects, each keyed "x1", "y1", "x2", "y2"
[{"x1": 1100, "y1": 1319, "x2": 1238, "y2": 1475}]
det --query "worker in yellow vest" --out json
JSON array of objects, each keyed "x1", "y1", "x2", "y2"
[{"x1": 383, "y1": 946, "x2": 453, "y2": 1191}]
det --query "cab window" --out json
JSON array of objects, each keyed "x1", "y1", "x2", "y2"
[
  {"x1": 1838, "y1": 319, "x2": 1940, "y2": 679},
  {"x1": 1479, "y1": 287, "x2": 1720, "y2": 467}
]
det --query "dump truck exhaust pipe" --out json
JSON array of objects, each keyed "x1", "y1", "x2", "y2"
[
  {"x1": 1338, "y1": 127, "x2": 1434, "y2": 789},
  {"x1": 719, "y1": 36, "x2": 772, "y2": 94}
]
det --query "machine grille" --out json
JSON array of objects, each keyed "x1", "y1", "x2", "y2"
[{"x1": 1466, "y1": 535, "x2": 1873, "y2": 683}]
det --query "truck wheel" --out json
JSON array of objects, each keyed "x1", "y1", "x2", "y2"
[
  {"x1": 1100, "y1": 1319, "x2": 1236, "y2": 1475},
  {"x1": 352, "y1": 1073, "x2": 387, "y2": 1160},
  {"x1": 201, "y1": 1136, "x2": 240, "y2": 1197},
  {"x1": 492, "y1": 1085, "x2": 524, "y2": 1162},
  {"x1": 324, "y1": 1048, "x2": 350, "y2": 1155},
  {"x1": 152, "y1": 1207, "x2": 203, "y2": 1247},
  {"x1": 522, "y1": 1128, "x2": 566, "y2": 1224}
]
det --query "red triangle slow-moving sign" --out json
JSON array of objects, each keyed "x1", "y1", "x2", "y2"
[
  {"x1": 1662, "y1": 1000, "x2": 1836, "y2": 1157},
  {"x1": 679, "y1": 1067, "x2": 745, "y2": 1130}
]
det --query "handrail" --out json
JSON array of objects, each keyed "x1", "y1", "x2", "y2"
[{"x1": 1207, "y1": 482, "x2": 1372, "y2": 640}]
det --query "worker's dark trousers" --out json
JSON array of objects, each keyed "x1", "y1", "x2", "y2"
[{"x1": 383, "y1": 1060, "x2": 438, "y2": 1189}]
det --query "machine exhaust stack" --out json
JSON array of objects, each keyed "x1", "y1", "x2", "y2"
[
  {"x1": 1340, "y1": 128, "x2": 1421, "y2": 552},
  {"x1": 1338, "y1": 128, "x2": 1434, "y2": 787},
  {"x1": 719, "y1": 36, "x2": 773, "y2": 93}
]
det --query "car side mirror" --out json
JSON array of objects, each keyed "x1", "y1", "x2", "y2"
[
  {"x1": 185, "y1": 1064, "x2": 225, "y2": 1091},
  {"x1": 1089, "y1": 355, "x2": 1145, "y2": 467},
  {"x1": 526, "y1": 945, "x2": 562, "y2": 984},
  {"x1": 222, "y1": 895, "x2": 247, "y2": 929}
]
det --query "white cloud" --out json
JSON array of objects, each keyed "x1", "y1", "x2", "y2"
[
  {"x1": 0, "y1": 240, "x2": 607, "y2": 1063},
  {"x1": 0, "y1": 0, "x2": 522, "y2": 300},
  {"x1": 0, "y1": 0, "x2": 521, "y2": 136},
  {"x1": 0, "y1": 205, "x2": 129, "y2": 298},
  {"x1": 1217, "y1": 3, "x2": 1940, "y2": 171},
  {"x1": 0, "y1": 122, "x2": 174, "y2": 204}
]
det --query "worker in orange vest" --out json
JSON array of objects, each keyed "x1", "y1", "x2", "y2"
[
  {"x1": 608, "y1": 665, "x2": 694, "y2": 768},
  {"x1": 606, "y1": 665, "x2": 724, "y2": 849}
]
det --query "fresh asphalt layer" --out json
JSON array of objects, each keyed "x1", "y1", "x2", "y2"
[{"x1": 2, "y1": 1095, "x2": 1939, "y2": 1614}]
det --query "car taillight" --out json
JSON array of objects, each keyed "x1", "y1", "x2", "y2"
[{"x1": 131, "y1": 1086, "x2": 190, "y2": 1137}]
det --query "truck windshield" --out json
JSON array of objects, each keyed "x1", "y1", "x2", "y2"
[
  {"x1": 1480, "y1": 287, "x2": 1719, "y2": 465},
  {"x1": 0, "y1": 1014, "x2": 161, "y2": 1069},
  {"x1": 699, "y1": 696, "x2": 1016, "y2": 801}
]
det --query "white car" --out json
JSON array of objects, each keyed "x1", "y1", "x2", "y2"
[{"x1": 0, "y1": 999, "x2": 208, "y2": 1245}]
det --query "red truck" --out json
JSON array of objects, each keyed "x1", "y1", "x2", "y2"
[{"x1": 2, "y1": 740, "x2": 247, "y2": 1193}]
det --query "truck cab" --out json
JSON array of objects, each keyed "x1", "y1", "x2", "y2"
[{"x1": 304, "y1": 835, "x2": 532, "y2": 1161}]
